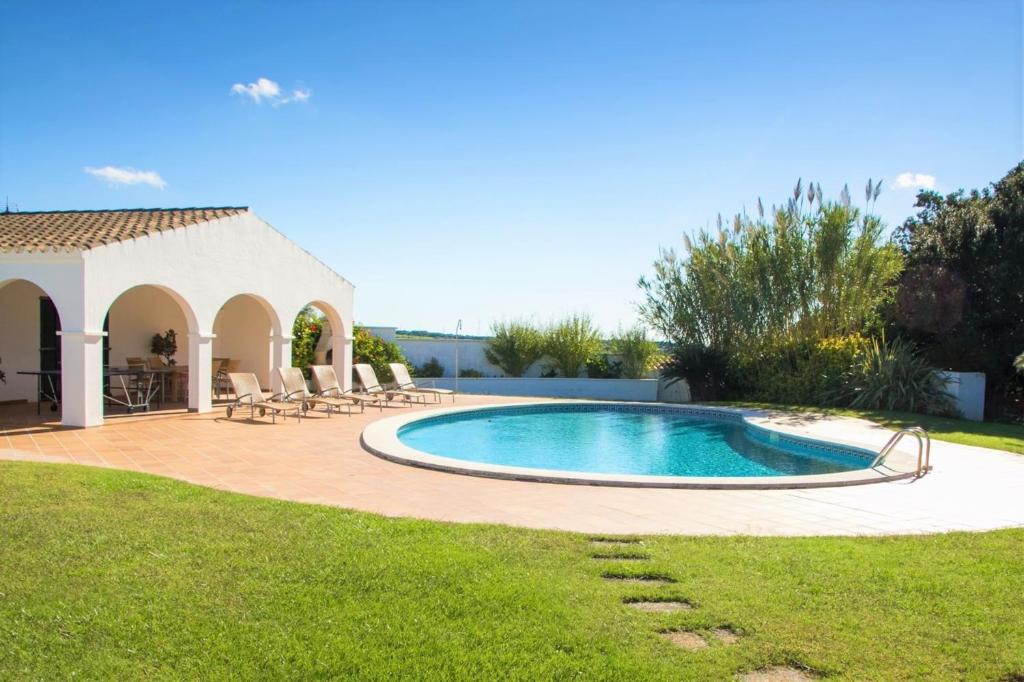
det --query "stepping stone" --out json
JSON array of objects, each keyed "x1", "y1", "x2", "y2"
[
  {"x1": 589, "y1": 536, "x2": 643, "y2": 545},
  {"x1": 624, "y1": 599, "x2": 694, "y2": 613},
  {"x1": 660, "y1": 630, "x2": 708, "y2": 651},
  {"x1": 591, "y1": 552, "x2": 651, "y2": 560},
  {"x1": 737, "y1": 666, "x2": 817, "y2": 681},
  {"x1": 711, "y1": 627, "x2": 740, "y2": 645},
  {"x1": 602, "y1": 572, "x2": 676, "y2": 584}
]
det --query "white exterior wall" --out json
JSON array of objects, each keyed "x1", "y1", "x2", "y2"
[
  {"x1": 397, "y1": 338, "x2": 526, "y2": 377},
  {"x1": 0, "y1": 210, "x2": 355, "y2": 426},
  {"x1": 415, "y1": 377, "x2": 660, "y2": 401},
  {"x1": 941, "y1": 371, "x2": 987, "y2": 421}
]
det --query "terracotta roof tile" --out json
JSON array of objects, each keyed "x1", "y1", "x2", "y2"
[{"x1": 0, "y1": 207, "x2": 248, "y2": 253}]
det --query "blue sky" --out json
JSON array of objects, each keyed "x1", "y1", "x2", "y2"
[{"x1": 1, "y1": 1, "x2": 1021, "y2": 335}]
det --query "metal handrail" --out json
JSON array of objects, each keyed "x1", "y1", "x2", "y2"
[{"x1": 871, "y1": 426, "x2": 931, "y2": 477}]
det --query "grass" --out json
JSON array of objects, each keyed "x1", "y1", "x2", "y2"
[
  {"x1": 709, "y1": 401, "x2": 1024, "y2": 455},
  {"x1": 2, "y1": 462, "x2": 1023, "y2": 680}
]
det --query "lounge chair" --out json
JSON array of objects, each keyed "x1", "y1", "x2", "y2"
[
  {"x1": 214, "y1": 358, "x2": 239, "y2": 400},
  {"x1": 309, "y1": 365, "x2": 387, "y2": 412},
  {"x1": 388, "y1": 363, "x2": 455, "y2": 403},
  {"x1": 354, "y1": 363, "x2": 427, "y2": 407},
  {"x1": 277, "y1": 367, "x2": 353, "y2": 417},
  {"x1": 225, "y1": 372, "x2": 302, "y2": 423}
]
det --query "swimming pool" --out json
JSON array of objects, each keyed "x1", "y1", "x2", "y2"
[
  {"x1": 361, "y1": 402, "x2": 904, "y2": 489},
  {"x1": 396, "y1": 404, "x2": 871, "y2": 477},
  {"x1": 396, "y1": 404, "x2": 872, "y2": 478}
]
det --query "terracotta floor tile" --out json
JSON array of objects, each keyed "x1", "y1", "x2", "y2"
[{"x1": 1, "y1": 396, "x2": 1023, "y2": 536}]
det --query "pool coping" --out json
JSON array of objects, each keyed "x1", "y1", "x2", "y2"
[{"x1": 360, "y1": 401, "x2": 921, "y2": 490}]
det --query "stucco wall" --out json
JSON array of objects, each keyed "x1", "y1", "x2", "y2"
[
  {"x1": 941, "y1": 371, "x2": 987, "y2": 421},
  {"x1": 413, "y1": 377, "x2": 660, "y2": 401},
  {"x1": 0, "y1": 280, "x2": 47, "y2": 402},
  {"x1": 81, "y1": 212, "x2": 354, "y2": 337},
  {"x1": 398, "y1": 338, "x2": 522, "y2": 377},
  {"x1": 213, "y1": 295, "x2": 274, "y2": 388},
  {"x1": 107, "y1": 286, "x2": 188, "y2": 367}
]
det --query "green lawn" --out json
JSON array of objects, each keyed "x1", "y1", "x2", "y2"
[
  {"x1": 2, "y1": 462, "x2": 1022, "y2": 679},
  {"x1": 709, "y1": 401, "x2": 1024, "y2": 455}
]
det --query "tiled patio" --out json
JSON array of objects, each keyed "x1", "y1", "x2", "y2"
[{"x1": 2, "y1": 396, "x2": 1022, "y2": 536}]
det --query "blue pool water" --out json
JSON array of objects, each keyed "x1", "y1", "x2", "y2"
[{"x1": 397, "y1": 405, "x2": 872, "y2": 478}]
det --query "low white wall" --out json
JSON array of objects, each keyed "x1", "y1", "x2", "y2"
[
  {"x1": 941, "y1": 371, "x2": 986, "y2": 421},
  {"x1": 412, "y1": 377, "x2": 660, "y2": 401}
]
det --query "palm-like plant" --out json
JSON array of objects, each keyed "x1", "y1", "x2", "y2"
[
  {"x1": 544, "y1": 314, "x2": 602, "y2": 378},
  {"x1": 484, "y1": 320, "x2": 545, "y2": 377},
  {"x1": 836, "y1": 335, "x2": 955, "y2": 415}
]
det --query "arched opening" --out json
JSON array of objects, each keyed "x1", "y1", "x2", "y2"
[
  {"x1": 212, "y1": 294, "x2": 279, "y2": 391},
  {"x1": 0, "y1": 279, "x2": 64, "y2": 417},
  {"x1": 103, "y1": 284, "x2": 198, "y2": 414},
  {"x1": 290, "y1": 300, "x2": 345, "y2": 376}
]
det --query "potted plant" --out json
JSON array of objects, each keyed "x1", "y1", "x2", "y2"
[{"x1": 150, "y1": 329, "x2": 178, "y2": 366}]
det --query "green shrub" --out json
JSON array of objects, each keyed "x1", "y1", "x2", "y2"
[
  {"x1": 544, "y1": 314, "x2": 602, "y2": 378},
  {"x1": 834, "y1": 336, "x2": 956, "y2": 415},
  {"x1": 353, "y1": 326, "x2": 408, "y2": 384},
  {"x1": 639, "y1": 181, "x2": 902, "y2": 357},
  {"x1": 735, "y1": 334, "x2": 867, "y2": 405},
  {"x1": 291, "y1": 306, "x2": 324, "y2": 377},
  {"x1": 610, "y1": 326, "x2": 662, "y2": 379},
  {"x1": 458, "y1": 368, "x2": 484, "y2": 378},
  {"x1": 484, "y1": 320, "x2": 545, "y2": 377},
  {"x1": 585, "y1": 354, "x2": 622, "y2": 379},
  {"x1": 660, "y1": 344, "x2": 737, "y2": 401},
  {"x1": 415, "y1": 357, "x2": 445, "y2": 378}
]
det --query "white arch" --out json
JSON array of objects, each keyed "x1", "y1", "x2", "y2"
[
  {"x1": 100, "y1": 283, "x2": 201, "y2": 336},
  {"x1": 212, "y1": 292, "x2": 284, "y2": 337}
]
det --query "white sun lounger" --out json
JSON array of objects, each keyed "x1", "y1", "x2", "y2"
[
  {"x1": 226, "y1": 372, "x2": 302, "y2": 423},
  {"x1": 277, "y1": 367, "x2": 354, "y2": 417},
  {"x1": 309, "y1": 365, "x2": 387, "y2": 412},
  {"x1": 353, "y1": 363, "x2": 427, "y2": 406},
  {"x1": 388, "y1": 363, "x2": 455, "y2": 403}
]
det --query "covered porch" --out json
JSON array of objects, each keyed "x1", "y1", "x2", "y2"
[{"x1": 0, "y1": 208, "x2": 354, "y2": 427}]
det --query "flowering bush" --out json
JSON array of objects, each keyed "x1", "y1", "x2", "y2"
[{"x1": 352, "y1": 327, "x2": 409, "y2": 383}]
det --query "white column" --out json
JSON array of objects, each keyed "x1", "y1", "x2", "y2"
[
  {"x1": 188, "y1": 333, "x2": 215, "y2": 413},
  {"x1": 270, "y1": 334, "x2": 293, "y2": 394},
  {"x1": 334, "y1": 334, "x2": 353, "y2": 392},
  {"x1": 58, "y1": 330, "x2": 105, "y2": 428}
]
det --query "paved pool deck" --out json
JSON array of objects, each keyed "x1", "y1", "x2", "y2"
[{"x1": 2, "y1": 396, "x2": 1022, "y2": 536}]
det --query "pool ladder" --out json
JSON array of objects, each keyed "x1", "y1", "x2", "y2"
[{"x1": 871, "y1": 426, "x2": 931, "y2": 478}]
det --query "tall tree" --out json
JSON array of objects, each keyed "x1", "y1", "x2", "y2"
[{"x1": 892, "y1": 162, "x2": 1024, "y2": 418}]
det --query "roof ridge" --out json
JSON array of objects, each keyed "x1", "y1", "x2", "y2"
[{"x1": 1, "y1": 206, "x2": 249, "y2": 216}]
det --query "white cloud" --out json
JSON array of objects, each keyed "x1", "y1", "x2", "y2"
[
  {"x1": 84, "y1": 166, "x2": 167, "y2": 190},
  {"x1": 231, "y1": 77, "x2": 310, "y2": 106},
  {"x1": 893, "y1": 172, "x2": 937, "y2": 190}
]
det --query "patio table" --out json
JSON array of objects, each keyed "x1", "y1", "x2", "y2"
[
  {"x1": 16, "y1": 369, "x2": 61, "y2": 414},
  {"x1": 16, "y1": 367, "x2": 166, "y2": 414},
  {"x1": 104, "y1": 367, "x2": 163, "y2": 413}
]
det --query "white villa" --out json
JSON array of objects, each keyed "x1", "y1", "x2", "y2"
[{"x1": 0, "y1": 207, "x2": 354, "y2": 427}]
